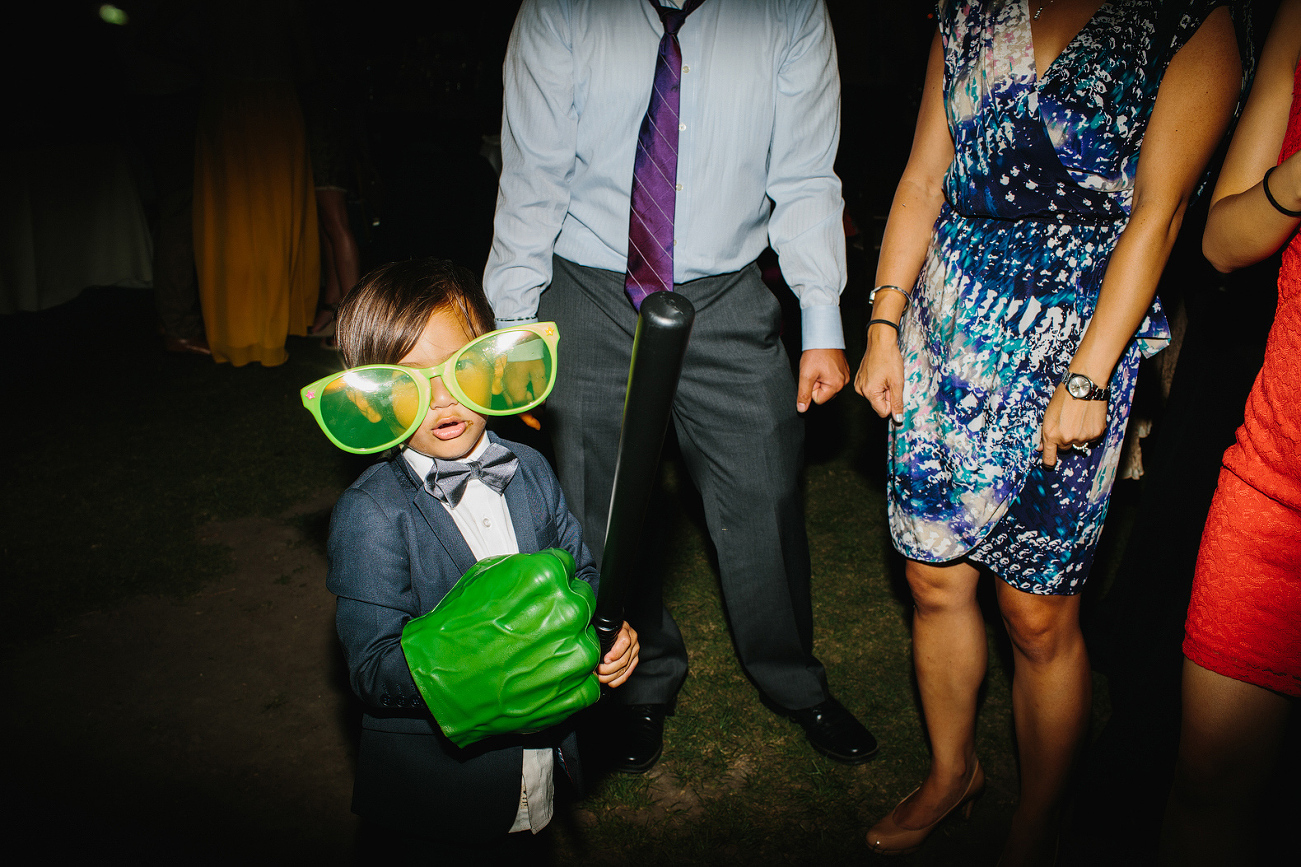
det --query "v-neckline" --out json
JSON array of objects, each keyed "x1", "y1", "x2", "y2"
[{"x1": 1029, "y1": 0, "x2": 1109, "y2": 83}]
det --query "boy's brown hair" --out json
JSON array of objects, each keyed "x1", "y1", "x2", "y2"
[{"x1": 335, "y1": 258, "x2": 496, "y2": 368}]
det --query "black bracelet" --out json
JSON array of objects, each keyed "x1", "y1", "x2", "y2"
[
  {"x1": 1263, "y1": 165, "x2": 1301, "y2": 218},
  {"x1": 868, "y1": 318, "x2": 900, "y2": 334}
]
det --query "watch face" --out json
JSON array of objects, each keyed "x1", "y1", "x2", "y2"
[{"x1": 1066, "y1": 374, "x2": 1093, "y2": 400}]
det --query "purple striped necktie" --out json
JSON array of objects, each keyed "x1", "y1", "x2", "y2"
[{"x1": 624, "y1": 0, "x2": 706, "y2": 310}]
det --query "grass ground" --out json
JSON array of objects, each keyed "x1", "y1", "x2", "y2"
[{"x1": 2, "y1": 283, "x2": 1125, "y2": 864}]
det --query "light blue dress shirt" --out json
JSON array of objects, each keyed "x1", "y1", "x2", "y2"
[{"x1": 484, "y1": 0, "x2": 848, "y2": 350}]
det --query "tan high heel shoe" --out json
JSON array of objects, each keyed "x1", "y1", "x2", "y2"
[{"x1": 866, "y1": 759, "x2": 985, "y2": 855}]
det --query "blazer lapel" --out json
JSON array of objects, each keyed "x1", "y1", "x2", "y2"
[{"x1": 504, "y1": 480, "x2": 540, "y2": 555}]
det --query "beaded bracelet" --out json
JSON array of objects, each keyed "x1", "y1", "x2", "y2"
[{"x1": 1263, "y1": 165, "x2": 1301, "y2": 218}]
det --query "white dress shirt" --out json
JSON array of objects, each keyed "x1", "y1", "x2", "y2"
[
  {"x1": 403, "y1": 439, "x2": 553, "y2": 835},
  {"x1": 485, "y1": 0, "x2": 847, "y2": 350}
]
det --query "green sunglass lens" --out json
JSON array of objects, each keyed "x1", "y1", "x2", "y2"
[
  {"x1": 319, "y1": 368, "x2": 422, "y2": 451},
  {"x1": 454, "y1": 331, "x2": 554, "y2": 413}
]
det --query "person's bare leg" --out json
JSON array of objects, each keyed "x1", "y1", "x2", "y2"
[
  {"x1": 312, "y1": 224, "x2": 340, "y2": 331},
  {"x1": 994, "y1": 581, "x2": 1089, "y2": 866},
  {"x1": 886, "y1": 559, "x2": 986, "y2": 827},
  {"x1": 318, "y1": 188, "x2": 359, "y2": 298},
  {"x1": 1159, "y1": 659, "x2": 1290, "y2": 867}
]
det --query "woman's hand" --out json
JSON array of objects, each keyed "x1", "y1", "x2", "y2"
[
  {"x1": 1038, "y1": 385, "x2": 1109, "y2": 468},
  {"x1": 855, "y1": 324, "x2": 906, "y2": 422}
]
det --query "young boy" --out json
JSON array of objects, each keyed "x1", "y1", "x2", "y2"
[{"x1": 321, "y1": 258, "x2": 638, "y2": 852}]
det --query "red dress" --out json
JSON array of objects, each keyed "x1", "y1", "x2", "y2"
[{"x1": 1183, "y1": 61, "x2": 1301, "y2": 698}]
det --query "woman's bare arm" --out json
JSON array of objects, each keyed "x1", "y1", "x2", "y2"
[
  {"x1": 854, "y1": 30, "x2": 954, "y2": 420},
  {"x1": 1040, "y1": 5, "x2": 1243, "y2": 466},
  {"x1": 1202, "y1": 0, "x2": 1301, "y2": 272}
]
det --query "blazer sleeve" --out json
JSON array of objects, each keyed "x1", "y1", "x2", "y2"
[
  {"x1": 326, "y1": 486, "x2": 427, "y2": 711},
  {"x1": 553, "y1": 475, "x2": 599, "y2": 591},
  {"x1": 516, "y1": 442, "x2": 600, "y2": 591}
]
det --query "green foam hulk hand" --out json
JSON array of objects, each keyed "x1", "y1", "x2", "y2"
[{"x1": 400, "y1": 548, "x2": 601, "y2": 748}]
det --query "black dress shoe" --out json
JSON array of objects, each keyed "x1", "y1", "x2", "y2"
[
  {"x1": 611, "y1": 704, "x2": 668, "y2": 774},
  {"x1": 787, "y1": 697, "x2": 879, "y2": 765}
]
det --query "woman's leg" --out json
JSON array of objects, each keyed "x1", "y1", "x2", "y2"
[
  {"x1": 318, "y1": 188, "x2": 359, "y2": 299},
  {"x1": 1159, "y1": 659, "x2": 1290, "y2": 866},
  {"x1": 994, "y1": 581, "x2": 1090, "y2": 866},
  {"x1": 888, "y1": 559, "x2": 987, "y2": 826},
  {"x1": 315, "y1": 221, "x2": 340, "y2": 326}
]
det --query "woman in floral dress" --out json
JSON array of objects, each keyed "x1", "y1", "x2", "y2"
[{"x1": 855, "y1": 1, "x2": 1247, "y2": 861}]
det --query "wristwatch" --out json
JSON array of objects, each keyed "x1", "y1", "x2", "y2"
[{"x1": 1062, "y1": 372, "x2": 1109, "y2": 401}]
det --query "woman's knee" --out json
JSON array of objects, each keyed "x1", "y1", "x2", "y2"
[
  {"x1": 905, "y1": 560, "x2": 980, "y2": 615},
  {"x1": 998, "y1": 587, "x2": 1082, "y2": 665},
  {"x1": 1173, "y1": 661, "x2": 1289, "y2": 803}
]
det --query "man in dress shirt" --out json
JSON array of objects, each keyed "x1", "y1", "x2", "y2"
[{"x1": 483, "y1": 0, "x2": 877, "y2": 771}]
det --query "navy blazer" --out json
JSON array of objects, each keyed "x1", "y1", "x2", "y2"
[{"x1": 327, "y1": 432, "x2": 598, "y2": 838}]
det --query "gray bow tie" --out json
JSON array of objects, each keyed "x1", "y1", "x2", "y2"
[{"x1": 425, "y1": 441, "x2": 519, "y2": 508}]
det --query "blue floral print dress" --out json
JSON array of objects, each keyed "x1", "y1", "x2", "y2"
[{"x1": 890, "y1": 0, "x2": 1242, "y2": 594}]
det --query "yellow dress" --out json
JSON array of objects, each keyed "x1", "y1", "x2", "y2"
[{"x1": 193, "y1": 79, "x2": 318, "y2": 367}]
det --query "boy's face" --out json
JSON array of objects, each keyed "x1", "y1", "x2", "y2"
[{"x1": 398, "y1": 308, "x2": 489, "y2": 461}]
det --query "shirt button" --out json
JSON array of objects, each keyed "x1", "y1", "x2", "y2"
[
  {"x1": 682, "y1": 65, "x2": 690, "y2": 73},
  {"x1": 482, "y1": 517, "x2": 491, "y2": 527},
  {"x1": 679, "y1": 123, "x2": 686, "y2": 131},
  {"x1": 675, "y1": 184, "x2": 682, "y2": 191},
  {"x1": 672, "y1": 239, "x2": 677, "y2": 246}
]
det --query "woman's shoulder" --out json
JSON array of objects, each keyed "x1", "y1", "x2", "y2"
[
  {"x1": 933, "y1": 0, "x2": 1022, "y2": 56},
  {"x1": 934, "y1": 0, "x2": 969, "y2": 32},
  {"x1": 1154, "y1": 0, "x2": 1250, "y2": 61}
]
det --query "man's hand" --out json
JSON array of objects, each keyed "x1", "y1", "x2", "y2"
[
  {"x1": 496, "y1": 354, "x2": 548, "y2": 429},
  {"x1": 797, "y1": 348, "x2": 850, "y2": 413},
  {"x1": 499, "y1": 357, "x2": 549, "y2": 409}
]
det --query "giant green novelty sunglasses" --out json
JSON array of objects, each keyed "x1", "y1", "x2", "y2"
[{"x1": 300, "y1": 322, "x2": 559, "y2": 454}]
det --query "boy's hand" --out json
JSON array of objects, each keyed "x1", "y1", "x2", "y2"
[{"x1": 596, "y1": 622, "x2": 639, "y2": 687}]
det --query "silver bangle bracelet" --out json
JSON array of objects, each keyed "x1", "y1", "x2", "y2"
[{"x1": 869, "y1": 284, "x2": 912, "y2": 309}]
